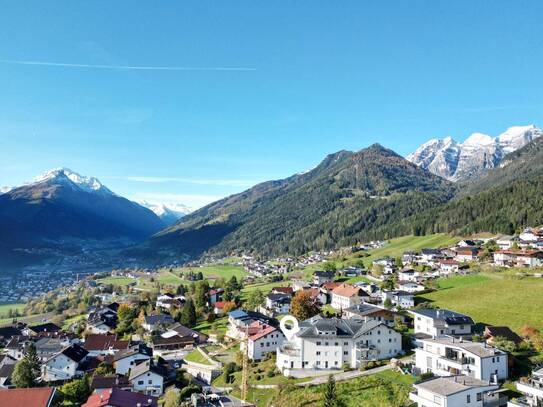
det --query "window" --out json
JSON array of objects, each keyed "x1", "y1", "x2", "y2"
[
  {"x1": 344, "y1": 342, "x2": 348, "y2": 345},
  {"x1": 138, "y1": 380, "x2": 144, "y2": 385},
  {"x1": 467, "y1": 394, "x2": 471, "y2": 403},
  {"x1": 476, "y1": 393, "x2": 482, "y2": 401},
  {"x1": 316, "y1": 351, "x2": 321, "y2": 355},
  {"x1": 334, "y1": 342, "x2": 339, "y2": 346},
  {"x1": 316, "y1": 361, "x2": 321, "y2": 366},
  {"x1": 433, "y1": 395, "x2": 441, "y2": 403},
  {"x1": 148, "y1": 380, "x2": 152, "y2": 384},
  {"x1": 317, "y1": 341, "x2": 321, "y2": 346},
  {"x1": 325, "y1": 342, "x2": 329, "y2": 346}
]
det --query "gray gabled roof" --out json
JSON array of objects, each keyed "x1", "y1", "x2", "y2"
[
  {"x1": 415, "y1": 375, "x2": 495, "y2": 396},
  {"x1": 297, "y1": 316, "x2": 389, "y2": 339}
]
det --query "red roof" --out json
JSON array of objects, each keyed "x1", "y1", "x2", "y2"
[
  {"x1": 0, "y1": 387, "x2": 56, "y2": 407},
  {"x1": 272, "y1": 287, "x2": 293, "y2": 295},
  {"x1": 214, "y1": 301, "x2": 227, "y2": 309},
  {"x1": 321, "y1": 282, "x2": 342, "y2": 290},
  {"x1": 83, "y1": 334, "x2": 130, "y2": 351},
  {"x1": 249, "y1": 325, "x2": 277, "y2": 342},
  {"x1": 439, "y1": 259, "x2": 459, "y2": 265},
  {"x1": 82, "y1": 388, "x2": 158, "y2": 407}
]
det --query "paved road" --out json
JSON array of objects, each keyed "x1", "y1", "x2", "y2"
[{"x1": 295, "y1": 364, "x2": 391, "y2": 386}]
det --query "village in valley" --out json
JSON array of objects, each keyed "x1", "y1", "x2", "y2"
[{"x1": 1, "y1": 227, "x2": 543, "y2": 406}]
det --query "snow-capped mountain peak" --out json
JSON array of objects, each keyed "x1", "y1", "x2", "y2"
[
  {"x1": 463, "y1": 132, "x2": 494, "y2": 146},
  {"x1": 407, "y1": 124, "x2": 543, "y2": 181},
  {"x1": 32, "y1": 167, "x2": 113, "y2": 194},
  {"x1": 137, "y1": 201, "x2": 193, "y2": 226}
]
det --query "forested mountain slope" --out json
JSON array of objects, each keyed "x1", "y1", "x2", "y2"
[{"x1": 146, "y1": 144, "x2": 454, "y2": 258}]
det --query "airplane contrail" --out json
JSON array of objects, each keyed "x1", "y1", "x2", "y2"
[{"x1": 0, "y1": 59, "x2": 256, "y2": 71}]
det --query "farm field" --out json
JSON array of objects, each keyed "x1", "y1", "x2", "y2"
[
  {"x1": 0, "y1": 302, "x2": 25, "y2": 318},
  {"x1": 418, "y1": 273, "x2": 543, "y2": 332},
  {"x1": 178, "y1": 264, "x2": 248, "y2": 281}
]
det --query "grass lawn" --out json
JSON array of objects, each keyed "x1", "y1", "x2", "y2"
[
  {"x1": 250, "y1": 370, "x2": 416, "y2": 407},
  {"x1": 0, "y1": 302, "x2": 25, "y2": 319},
  {"x1": 418, "y1": 272, "x2": 543, "y2": 332},
  {"x1": 175, "y1": 264, "x2": 248, "y2": 282},
  {"x1": 194, "y1": 316, "x2": 229, "y2": 336},
  {"x1": 96, "y1": 276, "x2": 137, "y2": 286},
  {"x1": 357, "y1": 234, "x2": 461, "y2": 268},
  {"x1": 241, "y1": 281, "x2": 286, "y2": 301},
  {"x1": 184, "y1": 349, "x2": 213, "y2": 365},
  {"x1": 157, "y1": 271, "x2": 184, "y2": 286}
]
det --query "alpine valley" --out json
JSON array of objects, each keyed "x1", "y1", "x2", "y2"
[{"x1": 2, "y1": 124, "x2": 543, "y2": 273}]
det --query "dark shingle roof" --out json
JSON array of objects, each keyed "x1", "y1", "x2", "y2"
[{"x1": 60, "y1": 344, "x2": 89, "y2": 363}]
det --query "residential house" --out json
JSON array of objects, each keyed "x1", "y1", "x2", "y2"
[
  {"x1": 113, "y1": 344, "x2": 153, "y2": 375},
  {"x1": 87, "y1": 311, "x2": 117, "y2": 334},
  {"x1": 83, "y1": 334, "x2": 130, "y2": 357},
  {"x1": 153, "y1": 323, "x2": 207, "y2": 351},
  {"x1": 397, "y1": 281, "x2": 425, "y2": 293},
  {"x1": 330, "y1": 284, "x2": 364, "y2": 310},
  {"x1": 409, "y1": 309, "x2": 474, "y2": 338},
  {"x1": 0, "y1": 326, "x2": 22, "y2": 347},
  {"x1": 342, "y1": 303, "x2": 397, "y2": 326},
  {"x1": 439, "y1": 259, "x2": 460, "y2": 274},
  {"x1": 382, "y1": 290, "x2": 415, "y2": 309},
  {"x1": 155, "y1": 293, "x2": 184, "y2": 310},
  {"x1": 312, "y1": 271, "x2": 335, "y2": 286},
  {"x1": 494, "y1": 250, "x2": 543, "y2": 268},
  {"x1": 496, "y1": 236, "x2": 516, "y2": 250},
  {"x1": 90, "y1": 375, "x2": 131, "y2": 393},
  {"x1": 5, "y1": 336, "x2": 30, "y2": 360},
  {"x1": 264, "y1": 293, "x2": 291, "y2": 315},
  {"x1": 402, "y1": 251, "x2": 417, "y2": 265},
  {"x1": 82, "y1": 388, "x2": 158, "y2": 407},
  {"x1": 245, "y1": 323, "x2": 285, "y2": 361},
  {"x1": 226, "y1": 310, "x2": 279, "y2": 340},
  {"x1": 0, "y1": 363, "x2": 15, "y2": 388},
  {"x1": 420, "y1": 249, "x2": 444, "y2": 264},
  {"x1": 42, "y1": 344, "x2": 89, "y2": 382},
  {"x1": 409, "y1": 375, "x2": 503, "y2": 407},
  {"x1": 35, "y1": 337, "x2": 68, "y2": 362},
  {"x1": 213, "y1": 301, "x2": 227, "y2": 315},
  {"x1": 276, "y1": 316, "x2": 402, "y2": 375},
  {"x1": 0, "y1": 387, "x2": 56, "y2": 407},
  {"x1": 509, "y1": 366, "x2": 543, "y2": 407},
  {"x1": 414, "y1": 337, "x2": 508, "y2": 381},
  {"x1": 23, "y1": 323, "x2": 61, "y2": 337},
  {"x1": 455, "y1": 247, "x2": 481, "y2": 262},
  {"x1": 128, "y1": 360, "x2": 167, "y2": 396},
  {"x1": 208, "y1": 288, "x2": 224, "y2": 305},
  {"x1": 141, "y1": 315, "x2": 174, "y2": 332},
  {"x1": 398, "y1": 269, "x2": 419, "y2": 282}
]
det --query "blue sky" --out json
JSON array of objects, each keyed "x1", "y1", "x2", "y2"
[{"x1": 1, "y1": 1, "x2": 543, "y2": 208}]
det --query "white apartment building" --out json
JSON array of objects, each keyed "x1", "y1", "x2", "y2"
[
  {"x1": 42, "y1": 344, "x2": 89, "y2": 382},
  {"x1": 409, "y1": 308, "x2": 474, "y2": 337},
  {"x1": 410, "y1": 375, "x2": 502, "y2": 407},
  {"x1": 415, "y1": 337, "x2": 508, "y2": 382},
  {"x1": 276, "y1": 316, "x2": 401, "y2": 375}
]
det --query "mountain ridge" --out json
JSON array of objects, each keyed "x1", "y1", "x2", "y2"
[{"x1": 407, "y1": 124, "x2": 543, "y2": 181}]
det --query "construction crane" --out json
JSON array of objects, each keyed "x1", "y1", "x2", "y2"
[{"x1": 240, "y1": 325, "x2": 249, "y2": 403}]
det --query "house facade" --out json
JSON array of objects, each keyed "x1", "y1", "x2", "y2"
[
  {"x1": 276, "y1": 316, "x2": 401, "y2": 375},
  {"x1": 330, "y1": 284, "x2": 363, "y2": 310},
  {"x1": 415, "y1": 337, "x2": 508, "y2": 382},
  {"x1": 409, "y1": 309, "x2": 474, "y2": 337}
]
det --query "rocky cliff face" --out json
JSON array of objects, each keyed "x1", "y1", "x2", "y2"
[{"x1": 407, "y1": 125, "x2": 543, "y2": 181}]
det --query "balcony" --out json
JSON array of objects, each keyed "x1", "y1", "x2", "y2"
[
  {"x1": 516, "y1": 380, "x2": 543, "y2": 400},
  {"x1": 409, "y1": 390, "x2": 440, "y2": 407}
]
